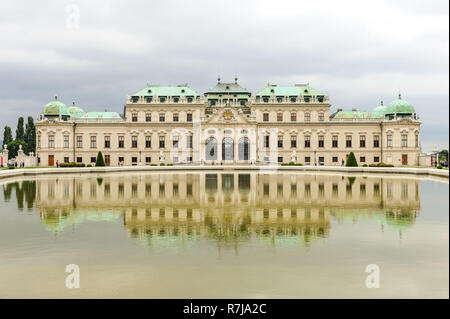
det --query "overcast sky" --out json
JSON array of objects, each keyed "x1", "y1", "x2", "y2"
[{"x1": 0, "y1": 0, "x2": 448, "y2": 151}]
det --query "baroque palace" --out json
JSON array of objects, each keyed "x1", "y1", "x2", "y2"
[{"x1": 35, "y1": 78, "x2": 421, "y2": 166}]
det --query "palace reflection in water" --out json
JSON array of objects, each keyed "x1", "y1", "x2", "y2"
[{"x1": 2, "y1": 172, "x2": 421, "y2": 246}]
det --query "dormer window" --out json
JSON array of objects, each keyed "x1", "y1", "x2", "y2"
[
  {"x1": 304, "y1": 96, "x2": 311, "y2": 103},
  {"x1": 146, "y1": 97, "x2": 153, "y2": 103},
  {"x1": 290, "y1": 97, "x2": 297, "y2": 103},
  {"x1": 187, "y1": 97, "x2": 193, "y2": 103},
  {"x1": 317, "y1": 96, "x2": 324, "y2": 103},
  {"x1": 270, "y1": 89, "x2": 275, "y2": 93},
  {"x1": 132, "y1": 96, "x2": 139, "y2": 103},
  {"x1": 263, "y1": 97, "x2": 269, "y2": 103},
  {"x1": 173, "y1": 97, "x2": 179, "y2": 103},
  {"x1": 181, "y1": 89, "x2": 185, "y2": 93},
  {"x1": 277, "y1": 97, "x2": 283, "y2": 103},
  {"x1": 159, "y1": 97, "x2": 166, "y2": 103},
  {"x1": 148, "y1": 89, "x2": 152, "y2": 93},
  {"x1": 304, "y1": 89, "x2": 308, "y2": 94},
  {"x1": 226, "y1": 86, "x2": 230, "y2": 90}
]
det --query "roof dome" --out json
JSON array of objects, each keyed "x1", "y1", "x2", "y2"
[
  {"x1": 385, "y1": 94, "x2": 415, "y2": 114},
  {"x1": 371, "y1": 100, "x2": 387, "y2": 118},
  {"x1": 68, "y1": 102, "x2": 85, "y2": 117},
  {"x1": 42, "y1": 96, "x2": 71, "y2": 117}
]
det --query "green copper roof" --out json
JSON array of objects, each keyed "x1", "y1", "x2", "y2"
[
  {"x1": 205, "y1": 80, "x2": 251, "y2": 95},
  {"x1": 257, "y1": 85, "x2": 323, "y2": 96},
  {"x1": 68, "y1": 102, "x2": 85, "y2": 117},
  {"x1": 371, "y1": 101, "x2": 387, "y2": 118},
  {"x1": 42, "y1": 96, "x2": 71, "y2": 116},
  {"x1": 81, "y1": 112, "x2": 122, "y2": 120},
  {"x1": 332, "y1": 110, "x2": 373, "y2": 119},
  {"x1": 386, "y1": 94, "x2": 415, "y2": 114},
  {"x1": 131, "y1": 85, "x2": 199, "y2": 97}
]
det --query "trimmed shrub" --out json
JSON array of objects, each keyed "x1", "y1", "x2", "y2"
[
  {"x1": 437, "y1": 165, "x2": 443, "y2": 169},
  {"x1": 87, "y1": 164, "x2": 92, "y2": 167},
  {"x1": 167, "y1": 163, "x2": 173, "y2": 166},
  {"x1": 76, "y1": 163, "x2": 85, "y2": 167},
  {"x1": 8, "y1": 165, "x2": 15, "y2": 169},
  {"x1": 362, "y1": 164, "x2": 368, "y2": 167},
  {"x1": 345, "y1": 152, "x2": 358, "y2": 167},
  {"x1": 295, "y1": 163, "x2": 303, "y2": 166},
  {"x1": 95, "y1": 151, "x2": 105, "y2": 167},
  {"x1": 150, "y1": 164, "x2": 157, "y2": 166},
  {"x1": 288, "y1": 161, "x2": 295, "y2": 165},
  {"x1": 160, "y1": 163, "x2": 165, "y2": 166}
]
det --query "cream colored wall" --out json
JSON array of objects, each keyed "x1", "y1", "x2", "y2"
[{"x1": 36, "y1": 101, "x2": 421, "y2": 167}]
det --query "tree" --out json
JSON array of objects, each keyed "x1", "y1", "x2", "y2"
[
  {"x1": 346, "y1": 152, "x2": 358, "y2": 167},
  {"x1": 7, "y1": 140, "x2": 27, "y2": 159},
  {"x1": 15, "y1": 117, "x2": 25, "y2": 141},
  {"x1": 24, "y1": 116, "x2": 36, "y2": 154},
  {"x1": 2, "y1": 126, "x2": 13, "y2": 148},
  {"x1": 95, "y1": 151, "x2": 105, "y2": 166}
]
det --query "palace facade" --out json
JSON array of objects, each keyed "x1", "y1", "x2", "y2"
[{"x1": 35, "y1": 79, "x2": 421, "y2": 166}]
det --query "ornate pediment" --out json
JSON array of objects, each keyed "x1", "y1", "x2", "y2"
[{"x1": 204, "y1": 107, "x2": 252, "y2": 124}]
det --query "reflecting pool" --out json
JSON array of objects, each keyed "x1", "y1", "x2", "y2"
[{"x1": 0, "y1": 172, "x2": 448, "y2": 298}]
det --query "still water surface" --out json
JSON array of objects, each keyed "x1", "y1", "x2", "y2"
[{"x1": 0, "y1": 171, "x2": 448, "y2": 298}]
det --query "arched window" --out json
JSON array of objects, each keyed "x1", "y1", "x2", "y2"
[
  {"x1": 222, "y1": 137, "x2": 234, "y2": 160},
  {"x1": 205, "y1": 137, "x2": 218, "y2": 161},
  {"x1": 238, "y1": 137, "x2": 250, "y2": 161}
]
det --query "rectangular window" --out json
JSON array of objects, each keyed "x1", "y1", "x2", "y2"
[
  {"x1": 90, "y1": 157, "x2": 96, "y2": 163},
  {"x1": 291, "y1": 135, "x2": 297, "y2": 148},
  {"x1": 76, "y1": 136, "x2": 82, "y2": 148},
  {"x1": 118, "y1": 136, "x2": 124, "y2": 148},
  {"x1": 263, "y1": 113, "x2": 269, "y2": 122},
  {"x1": 104, "y1": 136, "x2": 110, "y2": 148},
  {"x1": 360, "y1": 135, "x2": 366, "y2": 148},
  {"x1": 63, "y1": 135, "x2": 69, "y2": 148},
  {"x1": 415, "y1": 135, "x2": 419, "y2": 148},
  {"x1": 278, "y1": 156, "x2": 283, "y2": 163},
  {"x1": 48, "y1": 135, "x2": 55, "y2": 148},
  {"x1": 90, "y1": 136, "x2": 96, "y2": 148},
  {"x1": 159, "y1": 136, "x2": 165, "y2": 148},
  {"x1": 332, "y1": 135, "x2": 338, "y2": 148},
  {"x1": 291, "y1": 112, "x2": 297, "y2": 122},
  {"x1": 318, "y1": 156, "x2": 324, "y2": 164},
  {"x1": 145, "y1": 113, "x2": 151, "y2": 122},
  {"x1": 318, "y1": 112, "x2": 324, "y2": 121},
  {"x1": 131, "y1": 136, "x2": 137, "y2": 148},
  {"x1": 118, "y1": 156, "x2": 124, "y2": 164},
  {"x1": 187, "y1": 135, "x2": 193, "y2": 149},
  {"x1": 159, "y1": 113, "x2": 165, "y2": 122},
  {"x1": 264, "y1": 135, "x2": 270, "y2": 148},
  {"x1": 401, "y1": 134, "x2": 408, "y2": 147},
  {"x1": 173, "y1": 136, "x2": 179, "y2": 148},
  {"x1": 145, "y1": 136, "x2": 151, "y2": 148},
  {"x1": 76, "y1": 157, "x2": 82, "y2": 163},
  {"x1": 360, "y1": 156, "x2": 366, "y2": 163},
  {"x1": 346, "y1": 135, "x2": 352, "y2": 148},
  {"x1": 387, "y1": 135, "x2": 393, "y2": 147},
  {"x1": 173, "y1": 113, "x2": 179, "y2": 122},
  {"x1": 318, "y1": 136, "x2": 324, "y2": 148},
  {"x1": 373, "y1": 135, "x2": 380, "y2": 148},
  {"x1": 132, "y1": 157, "x2": 137, "y2": 165},
  {"x1": 145, "y1": 157, "x2": 151, "y2": 164},
  {"x1": 64, "y1": 157, "x2": 69, "y2": 163},
  {"x1": 132, "y1": 113, "x2": 138, "y2": 122},
  {"x1": 374, "y1": 156, "x2": 380, "y2": 163},
  {"x1": 332, "y1": 156, "x2": 338, "y2": 163},
  {"x1": 277, "y1": 136, "x2": 283, "y2": 148},
  {"x1": 305, "y1": 156, "x2": 311, "y2": 163},
  {"x1": 304, "y1": 136, "x2": 310, "y2": 148},
  {"x1": 305, "y1": 112, "x2": 310, "y2": 122},
  {"x1": 277, "y1": 113, "x2": 283, "y2": 122},
  {"x1": 187, "y1": 156, "x2": 193, "y2": 162},
  {"x1": 187, "y1": 113, "x2": 193, "y2": 122}
]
